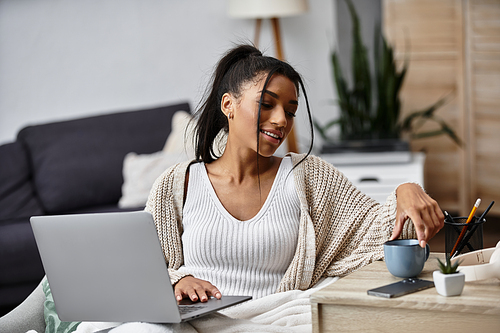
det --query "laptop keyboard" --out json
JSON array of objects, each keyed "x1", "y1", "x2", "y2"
[{"x1": 178, "y1": 305, "x2": 206, "y2": 315}]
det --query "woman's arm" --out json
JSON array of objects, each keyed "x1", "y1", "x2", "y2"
[
  {"x1": 145, "y1": 162, "x2": 191, "y2": 281},
  {"x1": 146, "y1": 161, "x2": 222, "y2": 302},
  {"x1": 294, "y1": 154, "x2": 443, "y2": 281}
]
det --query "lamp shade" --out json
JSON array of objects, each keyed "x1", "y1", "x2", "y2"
[{"x1": 228, "y1": 0, "x2": 308, "y2": 19}]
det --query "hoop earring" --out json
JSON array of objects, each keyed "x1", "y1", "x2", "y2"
[{"x1": 228, "y1": 112, "x2": 233, "y2": 120}]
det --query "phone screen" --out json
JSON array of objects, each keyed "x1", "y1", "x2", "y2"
[{"x1": 367, "y1": 278, "x2": 434, "y2": 298}]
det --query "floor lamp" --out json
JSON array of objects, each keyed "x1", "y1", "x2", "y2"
[{"x1": 228, "y1": 0, "x2": 308, "y2": 154}]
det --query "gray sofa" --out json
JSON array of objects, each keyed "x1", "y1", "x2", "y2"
[{"x1": 0, "y1": 101, "x2": 190, "y2": 320}]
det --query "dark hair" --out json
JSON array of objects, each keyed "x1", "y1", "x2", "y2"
[{"x1": 193, "y1": 44, "x2": 313, "y2": 165}]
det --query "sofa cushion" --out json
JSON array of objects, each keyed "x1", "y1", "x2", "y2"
[
  {"x1": 0, "y1": 218, "x2": 45, "y2": 285},
  {"x1": 0, "y1": 142, "x2": 44, "y2": 220},
  {"x1": 17, "y1": 102, "x2": 190, "y2": 214}
]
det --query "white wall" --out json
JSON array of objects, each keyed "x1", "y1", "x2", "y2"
[{"x1": 0, "y1": 0, "x2": 337, "y2": 152}]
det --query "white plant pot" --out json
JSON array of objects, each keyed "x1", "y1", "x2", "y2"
[{"x1": 433, "y1": 270, "x2": 465, "y2": 297}]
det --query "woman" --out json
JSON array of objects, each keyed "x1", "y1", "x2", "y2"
[{"x1": 145, "y1": 44, "x2": 444, "y2": 304}]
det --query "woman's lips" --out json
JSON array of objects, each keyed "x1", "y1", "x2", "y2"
[{"x1": 260, "y1": 129, "x2": 283, "y2": 143}]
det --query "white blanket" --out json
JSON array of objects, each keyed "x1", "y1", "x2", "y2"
[{"x1": 69, "y1": 277, "x2": 338, "y2": 333}]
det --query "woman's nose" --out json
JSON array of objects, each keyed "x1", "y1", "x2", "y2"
[{"x1": 269, "y1": 106, "x2": 287, "y2": 126}]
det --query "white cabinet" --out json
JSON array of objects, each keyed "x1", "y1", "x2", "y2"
[{"x1": 321, "y1": 152, "x2": 425, "y2": 203}]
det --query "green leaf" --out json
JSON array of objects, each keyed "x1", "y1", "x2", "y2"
[
  {"x1": 313, "y1": 118, "x2": 343, "y2": 142},
  {"x1": 437, "y1": 256, "x2": 462, "y2": 274},
  {"x1": 402, "y1": 95, "x2": 463, "y2": 147},
  {"x1": 312, "y1": 119, "x2": 328, "y2": 141},
  {"x1": 400, "y1": 97, "x2": 448, "y2": 131}
]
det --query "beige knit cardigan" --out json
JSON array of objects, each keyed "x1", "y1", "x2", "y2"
[{"x1": 145, "y1": 153, "x2": 417, "y2": 293}]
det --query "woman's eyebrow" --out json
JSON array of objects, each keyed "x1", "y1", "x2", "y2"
[
  {"x1": 259, "y1": 90, "x2": 278, "y2": 98},
  {"x1": 259, "y1": 90, "x2": 298, "y2": 105}
]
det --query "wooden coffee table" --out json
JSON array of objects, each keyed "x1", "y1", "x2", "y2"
[{"x1": 310, "y1": 253, "x2": 500, "y2": 333}]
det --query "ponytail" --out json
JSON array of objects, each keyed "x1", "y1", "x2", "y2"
[{"x1": 194, "y1": 45, "x2": 261, "y2": 163}]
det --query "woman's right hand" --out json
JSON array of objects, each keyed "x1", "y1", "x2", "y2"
[{"x1": 174, "y1": 276, "x2": 222, "y2": 303}]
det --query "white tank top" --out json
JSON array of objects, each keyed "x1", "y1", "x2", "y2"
[{"x1": 179, "y1": 156, "x2": 300, "y2": 299}]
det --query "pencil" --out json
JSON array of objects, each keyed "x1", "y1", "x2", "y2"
[{"x1": 450, "y1": 198, "x2": 481, "y2": 257}]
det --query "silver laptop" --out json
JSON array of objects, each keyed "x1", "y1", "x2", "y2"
[{"x1": 30, "y1": 211, "x2": 251, "y2": 323}]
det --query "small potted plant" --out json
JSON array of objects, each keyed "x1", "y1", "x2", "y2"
[{"x1": 433, "y1": 256, "x2": 465, "y2": 297}]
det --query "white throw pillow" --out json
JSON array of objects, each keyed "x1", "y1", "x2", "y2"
[
  {"x1": 118, "y1": 110, "x2": 195, "y2": 208},
  {"x1": 118, "y1": 150, "x2": 190, "y2": 208},
  {"x1": 163, "y1": 110, "x2": 195, "y2": 156}
]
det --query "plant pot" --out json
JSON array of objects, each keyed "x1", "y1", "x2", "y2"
[
  {"x1": 320, "y1": 139, "x2": 409, "y2": 154},
  {"x1": 319, "y1": 139, "x2": 412, "y2": 165},
  {"x1": 433, "y1": 270, "x2": 465, "y2": 296}
]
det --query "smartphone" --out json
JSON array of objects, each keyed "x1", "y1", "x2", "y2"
[{"x1": 367, "y1": 278, "x2": 434, "y2": 298}]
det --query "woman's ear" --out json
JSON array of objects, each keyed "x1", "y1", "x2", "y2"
[{"x1": 221, "y1": 93, "x2": 234, "y2": 117}]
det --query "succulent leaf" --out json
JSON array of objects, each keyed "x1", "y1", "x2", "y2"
[{"x1": 437, "y1": 256, "x2": 462, "y2": 274}]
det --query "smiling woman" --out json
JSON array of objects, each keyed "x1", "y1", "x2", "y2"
[{"x1": 144, "y1": 44, "x2": 445, "y2": 307}]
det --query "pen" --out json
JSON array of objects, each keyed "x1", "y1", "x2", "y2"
[
  {"x1": 452, "y1": 201, "x2": 493, "y2": 257},
  {"x1": 450, "y1": 198, "x2": 481, "y2": 257},
  {"x1": 444, "y1": 211, "x2": 453, "y2": 223},
  {"x1": 478, "y1": 201, "x2": 494, "y2": 224}
]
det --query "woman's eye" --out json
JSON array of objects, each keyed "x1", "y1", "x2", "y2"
[
  {"x1": 260, "y1": 103, "x2": 273, "y2": 109},
  {"x1": 286, "y1": 111, "x2": 296, "y2": 118}
]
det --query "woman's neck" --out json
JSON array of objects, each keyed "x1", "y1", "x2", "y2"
[{"x1": 209, "y1": 148, "x2": 279, "y2": 183}]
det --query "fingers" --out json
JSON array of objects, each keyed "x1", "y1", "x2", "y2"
[
  {"x1": 429, "y1": 201, "x2": 444, "y2": 238},
  {"x1": 394, "y1": 184, "x2": 445, "y2": 247},
  {"x1": 390, "y1": 213, "x2": 404, "y2": 241},
  {"x1": 174, "y1": 276, "x2": 221, "y2": 303},
  {"x1": 410, "y1": 211, "x2": 427, "y2": 248},
  {"x1": 416, "y1": 197, "x2": 444, "y2": 243},
  {"x1": 211, "y1": 287, "x2": 222, "y2": 300}
]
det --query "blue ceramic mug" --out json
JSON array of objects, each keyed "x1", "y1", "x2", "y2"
[{"x1": 384, "y1": 239, "x2": 430, "y2": 278}]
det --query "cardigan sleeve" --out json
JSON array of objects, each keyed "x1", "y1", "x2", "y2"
[
  {"x1": 145, "y1": 161, "x2": 193, "y2": 285},
  {"x1": 299, "y1": 154, "x2": 417, "y2": 282}
]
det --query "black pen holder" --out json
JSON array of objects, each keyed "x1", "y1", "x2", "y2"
[{"x1": 445, "y1": 216, "x2": 485, "y2": 257}]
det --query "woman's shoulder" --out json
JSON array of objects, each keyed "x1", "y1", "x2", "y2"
[
  {"x1": 288, "y1": 153, "x2": 351, "y2": 192},
  {"x1": 146, "y1": 159, "x2": 197, "y2": 210},
  {"x1": 288, "y1": 152, "x2": 338, "y2": 171},
  {"x1": 152, "y1": 159, "x2": 197, "y2": 187}
]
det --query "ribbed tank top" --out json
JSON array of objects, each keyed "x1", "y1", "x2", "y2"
[{"x1": 178, "y1": 156, "x2": 300, "y2": 299}]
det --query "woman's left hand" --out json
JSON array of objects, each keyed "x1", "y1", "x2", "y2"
[{"x1": 390, "y1": 183, "x2": 444, "y2": 248}]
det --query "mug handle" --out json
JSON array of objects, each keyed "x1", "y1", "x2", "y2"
[{"x1": 425, "y1": 243, "x2": 430, "y2": 261}]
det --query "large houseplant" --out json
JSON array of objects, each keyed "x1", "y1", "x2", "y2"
[{"x1": 315, "y1": 0, "x2": 462, "y2": 152}]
